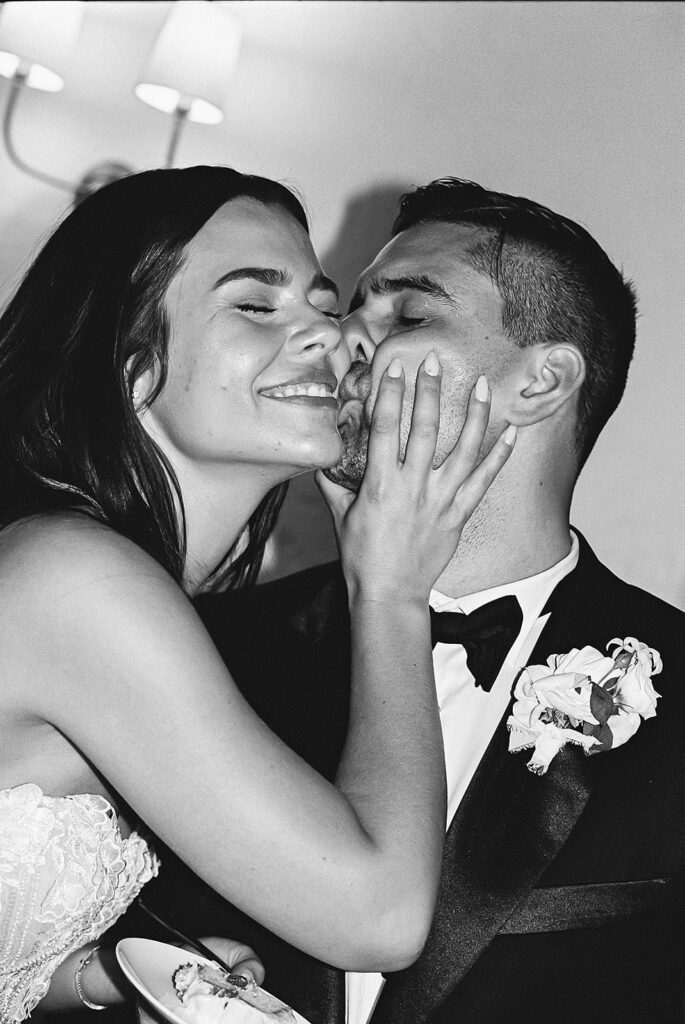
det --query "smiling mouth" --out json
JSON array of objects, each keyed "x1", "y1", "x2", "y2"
[
  {"x1": 261, "y1": 382, "x2": 334, "y2": 399},
  {"x1": 259, "y1": 381, "x2": 338, "y2": 408}
]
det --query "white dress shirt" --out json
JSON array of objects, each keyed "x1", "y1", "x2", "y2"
[{"x1": 345, "y1": 532, "x2": 579, "y2": 1024}]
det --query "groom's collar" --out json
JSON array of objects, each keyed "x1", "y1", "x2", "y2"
[{"x1": 430, "y1": 531, "x2": 578, "y2": 615}]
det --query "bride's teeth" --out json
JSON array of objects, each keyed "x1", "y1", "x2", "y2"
[{"x1": 263, "y1": 382, "x2": 332, "y2": 398}]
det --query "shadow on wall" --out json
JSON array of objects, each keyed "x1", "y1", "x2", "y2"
[
  {"x1": 259, "y1": 181, "x2": 408, "y2": 583},
  {"x1": 320, "y1": 180, "x2": 409, "y2": 309}
]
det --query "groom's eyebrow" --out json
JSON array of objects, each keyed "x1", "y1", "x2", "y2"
[
  {"x1": 349, "y1": 273, "x2": 461, "y2": 311},
  {"x1": 213, "y1": 267, "x2": 338, "y2": 299}
]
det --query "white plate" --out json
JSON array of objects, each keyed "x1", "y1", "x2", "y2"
[{"x1": 116, "y1": 937, "x2": 310, "y2": 1024}]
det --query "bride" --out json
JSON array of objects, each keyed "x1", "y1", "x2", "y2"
[{"x1": 0, "y1": 166, "x2": 513, "y2": 1019}]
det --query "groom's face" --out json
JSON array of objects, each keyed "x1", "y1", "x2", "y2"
[{"x1": 328, "y1": 221, "x2": 522, "y2": 490}]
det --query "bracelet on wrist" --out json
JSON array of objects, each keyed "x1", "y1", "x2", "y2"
[{"x1": 74, "y1": 944, "x2": 108, "y2": 1011}]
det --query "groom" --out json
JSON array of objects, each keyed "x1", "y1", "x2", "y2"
[{"x1": 123, "y1": 179, "x2": 684, "y2": 1024}]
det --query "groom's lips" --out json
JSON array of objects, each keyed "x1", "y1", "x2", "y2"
[
  {"x1": 335, "y1": 362, "x2": 368, "y2": 413},
  {"x1": 337, "y1": 360, "x2": 372, "y2": 433},
  {"x1": 337, "y1": 397, "x2": 364, "y2": 440},
  {"x1": 338, "y1": 360, "x2": 372, "y2": 402}
]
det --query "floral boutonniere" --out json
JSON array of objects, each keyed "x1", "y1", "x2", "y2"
[{"x1": 507, "y1": 637, "x2": 662, "y2": 774}]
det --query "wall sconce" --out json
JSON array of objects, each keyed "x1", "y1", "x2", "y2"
[
  {"x1": 0, "y1": 1, "x2": 85, "y2": 192},
  {"x1": 136, "y1": 1, "x2": 241, "y2": 168},
  {"x1": 0, "y1": 1, "x2": 242, "y2": 201}
]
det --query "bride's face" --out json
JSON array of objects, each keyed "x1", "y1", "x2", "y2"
[{"x1": 137, "y1": 197, "x2": 348, "y2": 478}]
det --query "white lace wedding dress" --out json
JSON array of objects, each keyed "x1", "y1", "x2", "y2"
[{"x1": 0, "y1": 783, "x2": 159, "y2": 1022}]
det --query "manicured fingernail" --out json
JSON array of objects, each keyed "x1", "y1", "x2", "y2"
[
  {"x1": 387, "y1": 357, "x2": 403, "y2": 378},
  {"x1": 424, "y1": 351, "x2": 440, "y2": 376},
  {"x1": 475, "y1": 374, "x2": 489, "y2": 402},
  {"x1": 503, "y1": 423, "x2": 517, "y2": 445}
]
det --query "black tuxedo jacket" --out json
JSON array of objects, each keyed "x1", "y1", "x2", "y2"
[{"x1": 101, "y1": 534, "x2": 685, "y2": 1024}]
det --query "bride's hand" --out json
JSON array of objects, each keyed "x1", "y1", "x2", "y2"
[
  {"x1": 137, "y1": 938, "x2": 264, "y2": 1024},
  {"x1": 194, "y1": 936, "x2": 264, "y2": 985},
  {"x1": 317, "y1": 352, "x2": 516, "y2": 603},
  {"x1": 37, "y1": 936, "x2": 263, "y2": 1019}
]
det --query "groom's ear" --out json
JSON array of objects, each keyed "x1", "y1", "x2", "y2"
[{"x1": 507, "y1": 343, "x2": 586, "y2": 426}]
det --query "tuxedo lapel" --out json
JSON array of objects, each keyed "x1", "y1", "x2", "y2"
[
  {"x1": 374, "y1": 729, "x2": 593, "y2": 1023},
  {"x1": 373, "y1": 534, "x2": 605, "y2": 1024}
]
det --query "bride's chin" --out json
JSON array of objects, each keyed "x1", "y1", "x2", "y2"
[
  {"x1": 277, "y1": 433, "x2": 343, "y2": 473},
  {"x1": 311, "y1": 440, "x2": 344, "y2": 471},
  {"x1": 318, "y1": 438, "x2": 345, "y2": 470}
]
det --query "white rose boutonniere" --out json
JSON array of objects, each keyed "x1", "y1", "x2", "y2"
[{"x1": 507, "y1": 637, "x2": 662, "y2": 774}]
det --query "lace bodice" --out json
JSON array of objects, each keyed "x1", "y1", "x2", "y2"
[{"x1": 0, "y1": 783, "x2": 159, "y2": 1022}]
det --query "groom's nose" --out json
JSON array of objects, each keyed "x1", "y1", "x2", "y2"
[{"x1": 342, "y1": 312, "x2": 376, "y2": 364}]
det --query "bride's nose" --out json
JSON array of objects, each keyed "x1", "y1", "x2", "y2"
[{"x1": 285, "y1": 311, "x2": 342, "y2": 359}]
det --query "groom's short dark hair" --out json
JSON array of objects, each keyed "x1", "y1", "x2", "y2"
[{"x1": 393, "y1": 178, "x2": 637, "y2": 466}]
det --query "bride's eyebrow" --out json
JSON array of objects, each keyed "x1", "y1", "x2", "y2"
[
  {"x1": 212, "y1": 267, "x2": 290, "y2": 289},
  {"x1": 212, "y1": 267, "x2": 338, "y2": 301}
]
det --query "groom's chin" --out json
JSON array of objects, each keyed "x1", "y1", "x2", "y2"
[{"x1": 322, "y1": 432, "x2": 368, "y2": 493}]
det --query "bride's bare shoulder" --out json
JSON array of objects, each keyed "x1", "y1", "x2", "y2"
[
  {"x1": 0, "y1": 514, "x2": 186, "y2": 708},
  {"x1": 0, "y1": 512, "x2": 171, "y2": 598}
]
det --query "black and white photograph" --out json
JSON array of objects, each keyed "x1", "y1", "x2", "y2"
[{"x1": 0, "y1": 3, "x2": 683, "y2": 1023}]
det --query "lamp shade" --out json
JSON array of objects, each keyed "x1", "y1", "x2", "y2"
[
  {"x1": 135, "y1": 1, "x2": 241, "y2": 125},
  {"x1": 0, "y1": 1, "x2": 83, "y2": 91}
]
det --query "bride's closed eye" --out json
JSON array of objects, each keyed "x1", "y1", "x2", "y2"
[
  {"x1": 234, "y1": 301, "x2": 340, "y2": 319},
  {"x1": 236, "y1": 302, "x2": 276, "y2": 315}
]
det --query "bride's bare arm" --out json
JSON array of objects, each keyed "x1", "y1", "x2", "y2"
[
  {"x1": 10, "y1": 541, "x2": 429, "y2": 973},
  {"x1": 11, "y1": 524, "x2": 440, "y2": 974},
  {"x1": 2, "y1": 363, "x2": 513, "y2": 973}
]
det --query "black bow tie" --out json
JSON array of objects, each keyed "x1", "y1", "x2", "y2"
[{"x1": 429, "y1": 594, "x2": 523, "y2": 692}]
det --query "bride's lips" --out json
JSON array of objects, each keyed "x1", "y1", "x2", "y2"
[{"x1": 258, "y1": 370, "x2": 338, "y2": 410}]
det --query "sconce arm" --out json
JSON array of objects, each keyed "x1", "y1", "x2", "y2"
[
  {"x1": 164, "y1": 103, "x2": 190, "y2": 168},
  {"x1": 3, "y1": 74, "x2": 75, "y2": 193}
]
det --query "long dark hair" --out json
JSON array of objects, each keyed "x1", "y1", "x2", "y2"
[{"x1": 0, "y1": 166, "x2": 308, "y2": 589}]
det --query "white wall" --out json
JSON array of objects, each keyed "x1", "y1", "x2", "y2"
[{"x1": 1, "y1": 1, "x2": 683, "y2": 607}]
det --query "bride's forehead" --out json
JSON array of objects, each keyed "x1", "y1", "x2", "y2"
[{"x1": 185, "y1": 198, "x2": 314, "y2": 268}]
